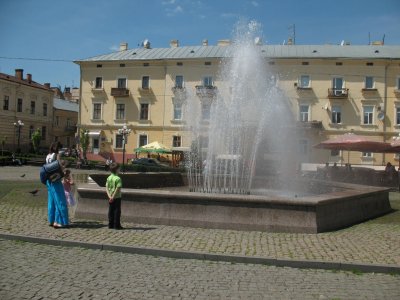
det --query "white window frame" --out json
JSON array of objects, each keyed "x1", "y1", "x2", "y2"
[
  {"x1": 203, "y1": 76, "x2": 213, "y2": 87},
  {"x1": 362, "y1": 152, "x2": 373, "y2": 158},
  {"x1": 331, "y1": 105, "x2": 342, "y2": 124},
  {"x1": 395, "y1": 106, "x2": 400, "y2": 125},
  {"x1": 397, "y1": 76, "x2": 400, "y2": 90},
  {"x1": 365, "y1": 76, "x2": 374, "y2": 89},
  {"x1": 173, "y1": 102, "x2": 183, "y2": 120},
  {"x1": 137, "y1": 134, "x2": 148, "y2": 148},
  {"x1": 115, "y1": 103, "x2": 126, "y2": 120},
  {"x1": 175, "y1": 75, "x2": 184, "y2": 88},
  {"x1": 299, "y1": 104, "x2": 310, "y2": 122},
  {"x1": 299, "y1": 75, "x2": 311, "y2": 88},
  {"x1": 298, "y1": 139, "x2": 309, "y2": 156},
  {"x1": 139, "y1": 102, "x2": 150, "y2": 120},
  {"x1": 116, "y1": 77, "x2": 127, "y2": 89},
  {"x1": 172, "y1": 135, "x2": 182, "y2": 147},
  {"x1": 92, "y1": 102, "x2": 103, "y2": 120},
  {"x1": 142, "y1": 75, "x2": 150, "y2": 89},
  {"x1": 115, "y1": 133, "x2": 124, "y2": 149},
  {"x1": 95, "y1": 77, "x2": 103, "y2": 89},
  {"x1": 201, "y1": 102, "x2": 211, "y2": 120},
  {"x1": 362, "y1": 105, "x2": 374, "y2": 125}
]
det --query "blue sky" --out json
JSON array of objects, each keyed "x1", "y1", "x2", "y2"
[{"x1": 0, "y1": 0, "x2": 399, "y2": 88}]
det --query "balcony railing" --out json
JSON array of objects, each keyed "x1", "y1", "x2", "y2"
[
  {"x1": 297, "y1": 121, "x2": 323, "y2": 129},
  {"x1": 65, "y1": 125, "x2": 77, "y2": 132},
  {"x1": 328, "y1": 88, "x2": 349, "y2": 99},
  {"x1": 195, "y1": 85, "x2": 217, "y2": 97},
  {"x1": 111, "y1": 88, "x2": 130, "y2": 97}
]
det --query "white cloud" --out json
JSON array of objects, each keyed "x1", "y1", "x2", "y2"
[
  {"x1": 221, "y1": 12, "x2": 237, "y2": 18},
  {"x1": 251, "y1": 1, "x2": 259, "y2": 7},
  {"x1": 166, "y1": 5, "x2": 183, "y2": 16}
]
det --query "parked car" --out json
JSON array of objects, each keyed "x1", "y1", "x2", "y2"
[{"x1": 132, "y1": 158, "x2": 170, "y2": 168}]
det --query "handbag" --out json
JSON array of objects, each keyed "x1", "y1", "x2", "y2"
[{"x1": 42, "y1": 160, "x2": 64, "y2": 183}]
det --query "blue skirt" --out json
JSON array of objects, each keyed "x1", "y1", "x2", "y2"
[{"x1": 46, "y1": 180, "x2": 69, "y2": 226}]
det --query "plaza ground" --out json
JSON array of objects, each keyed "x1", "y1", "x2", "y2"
[{"x1": 0, "y1": 166, "x2": 399, "y2": 299}]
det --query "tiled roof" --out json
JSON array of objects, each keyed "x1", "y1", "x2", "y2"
[
  {"x1": 75, "y1": 45, "x2": 400, "y2": 63},
  {"x1": 53, "y1": 98, "x2": 79, "y2": 112},
  {"x1": 0, "y1": 72, "x2": 51, "y2": 91}
]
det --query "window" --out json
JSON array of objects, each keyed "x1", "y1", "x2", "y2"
[
  {"x1": 3, "y1": 95, "x2": 9, "y2": 110},
  {"x1": 332, "y1": 77, "x2": 344, "y2": 90},
  {"x1": 362, "y1": 152, "x2": 372, "y2": 158},
  {"x1": 397, "y1": 77, "x2": 400, "y2": 90},
  {"x1": 66, "y1": 118, "x2": 71, "y2": 127},
  {"x1": 299, "y1": 105, "x2": 309, "y2": 122},
  {"x1": 365, "y1": 76, "x2": 374, "y2": 89},
  {"x1": 116, "y1": 103, "x2": 125, "y2": 120},
  {"x1": 93, "y1": 103, "x2": 102, "y2": 120},
  {"x1": 299, "y1": 139, "x2": 308, "y2": 155},
  {"x1": 396, "y1": 107, "x2": 400, "y2": 125},
  {"x1": 96, "y1": 64, "x2": 102, "y2": 68},
  {"x1": 203, "y1": 76, "x2": 213, "y2": 87},
  {"x1": 363, "y1": 106, "x2": 374, "y2": 125},
  {"x1": 17, "y1": 98, "x2": 23, "y2": 112},
  {"x1": 175, "y1": 75, "x2": 184, "y2": 88},
  {"x1": 139, "y1": 134, "x2": 148, "y2": 147},
  {"x1": 331, "y1": 106, "x2": 342, "y2": 124},
  {"x1": 41, "y1": 126, "x2": 46, "y2": 141},
  {"x1": 29, "y1": 126, "x2": 34, "y2": 139},
  {"x1": 140, "y1": 103, "x2": 149, "y2": 120},
  {"x1": 95, "y1": 77, "x2": 103, "y2": 89},
  {"x1": 205, "y1": 61, "x2": 212, "y2": 66},
  {"x1": 331, "y1": 149, "x2": 340, "y2": 156},
  {"x1": 173, "y1": 103, "x2": 182, "y2": 120},
  {"x1": 301, "y1": 62, "x2": 309, "y2": 65},
  {"x1": 30, "y1": 101, "x2": 35, "y2": 114},
  {"x1": 43, "y1": 103, "x2": 47, "y2": 116},
  {"x1": 55, "y1": 116, "x2": 59, "y2": 126},
  {"x1": 115, "y1": 134, "x2": 123, "y2": 148},
  {"x1": 299, "y1": 75, "x2": 310, "y2": 88},
  {"x1": 173, "y1": 135, "x2": 181, "y2": 147},
  {"x1": 142, "y1": 76, "x2": 150, "y2": 89},
  {"x1": 201, "y1": 103, "x2": 211, "y2": 120},
  {"x1": 117, "y1": 78, "x2": 127, "y2": 89}
]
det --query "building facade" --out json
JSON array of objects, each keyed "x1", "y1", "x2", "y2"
[
  {"x1": 53, "y1": 98, "x2": 78, "y2": 148},
  {"x1": 75, "y1": 43, "x2": 400, "y2": 165},
  {"x1": 0, "y1": 69, "x2": 54, "y2": 152}
]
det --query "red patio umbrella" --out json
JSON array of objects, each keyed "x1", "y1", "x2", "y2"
[{"x1": 314, "y1": 133, "x2": 390, "y2": 152}]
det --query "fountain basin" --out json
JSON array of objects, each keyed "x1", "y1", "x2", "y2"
[{"x1": 76, "y1": 176, "x2": 391, "y2": 233}]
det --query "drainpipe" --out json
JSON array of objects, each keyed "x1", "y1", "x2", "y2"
[{"x1": 382, "y1": 62, "x2": 389, "y2": 165}]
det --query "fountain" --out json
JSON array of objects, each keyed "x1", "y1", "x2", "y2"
[{"x1": 76, "y1": 21, "x2": 392, "y2": 233}]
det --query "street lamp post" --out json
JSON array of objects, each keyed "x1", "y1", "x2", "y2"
[
  {"x1": 118, "y1": 124, "x2": 131, "y2": 173},
  {"x1": 13, "y1": 120, "x2": 24, "y2": 153}
]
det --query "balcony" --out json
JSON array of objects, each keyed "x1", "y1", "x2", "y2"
[
  {"x1": 362, "y1": 88, "x2": 378, "y2": 92},
  {"x1": 65, "y1": 125, "x2": 77, "y2": 132},
  {"x1": 91, "y1": 87, "x2": 104, "y2": 93},
  {"x1": 111, "y1": 88, "x2": 130, "y2": 97},
  {"x1": 171, "y1": 86, "x2": 186, "y2": 98},
  {"x1": 328, "y1": 88, "x2": 349, "y2": 99},
  {"x1": 297, "y1": 120, "x2": 323, "y2": 129},
  {"x1": 195, "y1": 85, "x2": 217, "y2": 97}
]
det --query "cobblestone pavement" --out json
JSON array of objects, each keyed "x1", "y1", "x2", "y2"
[{"x1": 1, "y1": 239, "x2": 399, "y2": 300}]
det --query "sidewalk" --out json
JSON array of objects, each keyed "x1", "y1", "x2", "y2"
[{"x1": 0, "y1": 175, "x2": 399, "y2": 273}]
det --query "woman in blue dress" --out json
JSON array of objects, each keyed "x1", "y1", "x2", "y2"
[{"x1": 46, "y1": 142, "x2": 69, "y2": 228}]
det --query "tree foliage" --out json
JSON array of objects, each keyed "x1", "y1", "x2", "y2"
[{"x1": 31, "y1": 129, "x2": 41, "y2": 154}]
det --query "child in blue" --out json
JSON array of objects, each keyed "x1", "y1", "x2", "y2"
[{"x1": 106, "y1": 163, "x2": 123, "y2": 229}]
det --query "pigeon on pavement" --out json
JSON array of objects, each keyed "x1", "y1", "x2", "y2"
[{"x1": 28, "y1": 189, "x2": 39, "y2": 196}]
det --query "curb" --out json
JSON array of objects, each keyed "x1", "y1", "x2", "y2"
[{"x1": 1, "y1": 232, "x2": 399, "y2": 275}]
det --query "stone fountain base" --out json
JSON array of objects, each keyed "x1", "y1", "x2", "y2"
[{"x1": 76, "y1": 174, "x2": 391, "y2": 233}]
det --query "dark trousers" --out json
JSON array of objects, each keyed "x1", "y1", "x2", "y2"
[{"x1": 108, "y1": 198, "x2": 121, "y2": 228}]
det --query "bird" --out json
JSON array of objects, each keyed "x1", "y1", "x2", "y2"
[
  {"x1": 28, "y1": 189, "x2": 39, "y2": 196},
  {"x1": 20, "y1": 174, "x2": 26, "y2": 178}
]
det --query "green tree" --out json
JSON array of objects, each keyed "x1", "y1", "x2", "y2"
[
  {"x1": 31, "y1": 129, "x2": 41, "y2": 154},
  {"x1": 79, "y1": 129, "x2": 89, "y2": 160},
  {"x1": 1, "y1": 136, "x2": 7, "y2": 156}
]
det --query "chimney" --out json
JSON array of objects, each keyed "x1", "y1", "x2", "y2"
[
  {"x1": 217, "y1": 39, "x2": 231, "y2": 46},
  {"x1": 44, "y1": 83, "x2": 51, "y2": 89},
  {"x1": 119, "y1": 42, "x2": 128, "y2": 51},
  {"x1": 15, "y1": 69, "x2": 23, "y2": 80},
  {"x1": 202, "y1": 39, "x2": 208, "y2": 46},
  {"x1": 287, "y1": 38, "x2": 293, "y2": 45},
  {"x1": 26, "y1": 73, "x2": 32, "y2": 83},
  {"x1": 170, "y1": 40, "x2": 179, "y2": 47}
]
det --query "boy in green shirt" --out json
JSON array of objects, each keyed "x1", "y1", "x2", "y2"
[{"x1": 106, "y1": 162, "x2": 123, "y2": 229}]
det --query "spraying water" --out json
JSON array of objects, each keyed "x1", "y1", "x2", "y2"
[{"x1": 185, "y1": 20, "x2": 295, "y2": 194}]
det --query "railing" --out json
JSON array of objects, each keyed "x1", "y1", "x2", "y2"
[
  {"x1": 328, "y1": 88, "x2": 349, "y2": 98},
  {"x1": 297, "y1": 121, "x2": 323, "y2": 129},
  {"x1": 195, "y1": 85, "x2": 217, "y2": 96},
  {"x1": 111, "y1": 88, "x2": 130, "y2": 97},
  {"x1": 65, "y1": 125, "x2": 77, "y2": 132}
]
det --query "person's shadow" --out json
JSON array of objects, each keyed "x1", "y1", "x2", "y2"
[{"x1": 70, "y1": 221, "x2": 107, "y2": 229}]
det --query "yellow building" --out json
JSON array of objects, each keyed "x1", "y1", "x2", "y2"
[
  {"x1": 0, "y1": 69, "x2": 54, "y2": 152},
  {"x1": 75, "y1": 42, "x2": 400, "y2": 165},
  {"x1": 52, "y1": 98, "x2": 78, "y2": 148}
]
